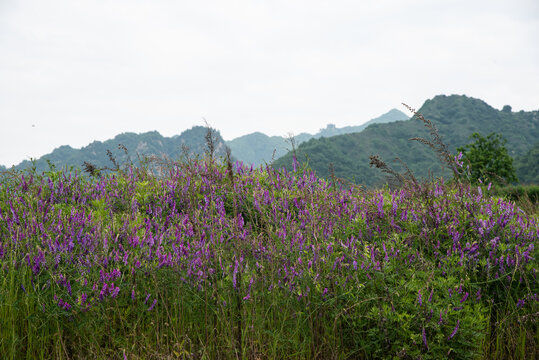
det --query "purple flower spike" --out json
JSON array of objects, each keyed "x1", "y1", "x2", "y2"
[
  {"x1": 147, "y1": 298, "x2": 157, "y2": 311},
  {"x1": 417, "y1": 290, "x2": 422, "y2": 306},
  {"x1": 448, "y1": 319, "x2": 460, "y2": 340},
  {"x1": 422, "y1": 327, "x2": 428, "y2": 350}
]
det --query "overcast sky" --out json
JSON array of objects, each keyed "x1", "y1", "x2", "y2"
[{"x1": 1, "y1": 0, "x2": 538, "y2": 167}]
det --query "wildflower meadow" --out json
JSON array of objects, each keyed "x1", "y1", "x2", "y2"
[{"x1": 0, "y1": 148, "x2": 537, "y2": 359}]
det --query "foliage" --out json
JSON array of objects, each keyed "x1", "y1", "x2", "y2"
[
  {"x1": 514, "y1": 142, "x2": 539, "y2": 184},
  {"x1": 274, "y1": 95, "x2": 539, "y2": 187},
  {"x1": 457, "y1": 132, "x2": 518, "y2": 185},
  {"x1": 490, "y1": 184, "x2": 539, "y2": 215},
  {"x1": 227, "y1": 132, "x2": 296, "y2": 167},
  {"x1": 227, "y1": 109, "x2": 408, "y2": 167},
  {"x1": 0, "y1": 153, "x2": 537, "y2": 359}
]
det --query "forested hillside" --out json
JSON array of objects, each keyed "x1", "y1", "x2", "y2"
[
  {"x1": 227, "y1": 109, "x2": 408, "y2": 166},
  {"x1": 5, "y1": 109, "x2": 408, "y2": 172},
  {"x1": 274, "y1": 95, "x2": 539, "y2": 187},
  {"x1": 226, "y1": 132, "x2": 310, "y2": 167},
  {"x1": 12, "y1": 126, "x2": 228, "y2": 174}
]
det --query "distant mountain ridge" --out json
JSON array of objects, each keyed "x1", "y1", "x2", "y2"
[
  {"x1": 313, "y1": 108, "x2": 410, "y2": 138},
  {"x1": 273, "y1": 95, "x2": 539, "y2": 187},
  {"x1": 5, "y1": 109, "x2": 408, "y2": 173},
  {"x1": 6, "y1": 96, "x2": 537, "y2": 186},
  {"x1": 227, "y1": 109, "x2": 408, "y2": 166},
  {"x1": 12, "y1": 126, "x2": 229, "y2": 174}
]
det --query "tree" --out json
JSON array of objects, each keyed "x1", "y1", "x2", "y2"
[
  {"x1": 514, "y1": 141, "x2": 539, "y2": 184},
  {"x1": 457, "y1": 132, "x2": 518, "y2": 185}
]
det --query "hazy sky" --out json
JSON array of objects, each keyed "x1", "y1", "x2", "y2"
[{"x1": 1, "y1": 0, "x2": 538, "y2": 167}]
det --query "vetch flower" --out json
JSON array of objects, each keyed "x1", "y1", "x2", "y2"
[
  {"x1": 475, "y1": 289, "x2": 481, "y2": 302},
  {"x1": 448, "y1": 319, "x2": 460, "y2": 340},
  {"x1": 147, "y1": 298, "x2": 157, "y2": 311}
]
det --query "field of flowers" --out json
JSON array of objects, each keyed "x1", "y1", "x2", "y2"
[{"x1": 0, "y1": 157, "x2": 537, "y2": 359}]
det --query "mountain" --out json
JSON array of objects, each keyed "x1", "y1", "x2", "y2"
[
  {"x1": 273, "y1": 95, "x2": 539, "y2": 187},
  {"x1": 13, "y1": 126, "x2": 228, "y2": 174},
  {"x1": 6, "y1": 109, "x2": 408, "y2": 174},
  {"x1": 225, "y1": 132, "x2": 297, "y2": 167},
  {"x1": 227, "y1": 109, "x2": 408, "y2": 166},
  {"x1": 314, "y1": 108, "x2": 410, "y2": 139}
]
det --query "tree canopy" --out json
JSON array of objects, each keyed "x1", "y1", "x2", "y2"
[{"x1": 457, "y1": 132, "x2": 518, "y2": 185}]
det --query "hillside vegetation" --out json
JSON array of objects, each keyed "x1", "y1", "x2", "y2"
[
  {"x1": 227, "y1": 109, "x2": 408, "y2": 166},
  {"x1": 13, "y1": 126, "x2": 229, "y2": 174},
  {"x1": 6, "y1": 110, "x2": 408, "y2": 173},
  {"x1": 274, "y1": 95, "x2": 539, "y2": 187}
]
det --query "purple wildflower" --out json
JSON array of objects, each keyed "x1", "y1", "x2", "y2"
[
  {"x1": 147, "y1": 298, "x2": 157, "y2": 311},
  {"x1": 232, "y1": 260, "x2": 239, "y2": 289},
  {"x1": 448, "y1": 319, "x2": 460, "y2": 340},
  {"x1": 111, "y1": 285, "x2": 120, "y2": 298}
]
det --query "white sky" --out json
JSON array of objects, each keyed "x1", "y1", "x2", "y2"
[{"x1": 1, "y1": 0, "x2": 538, "y2": 167}]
